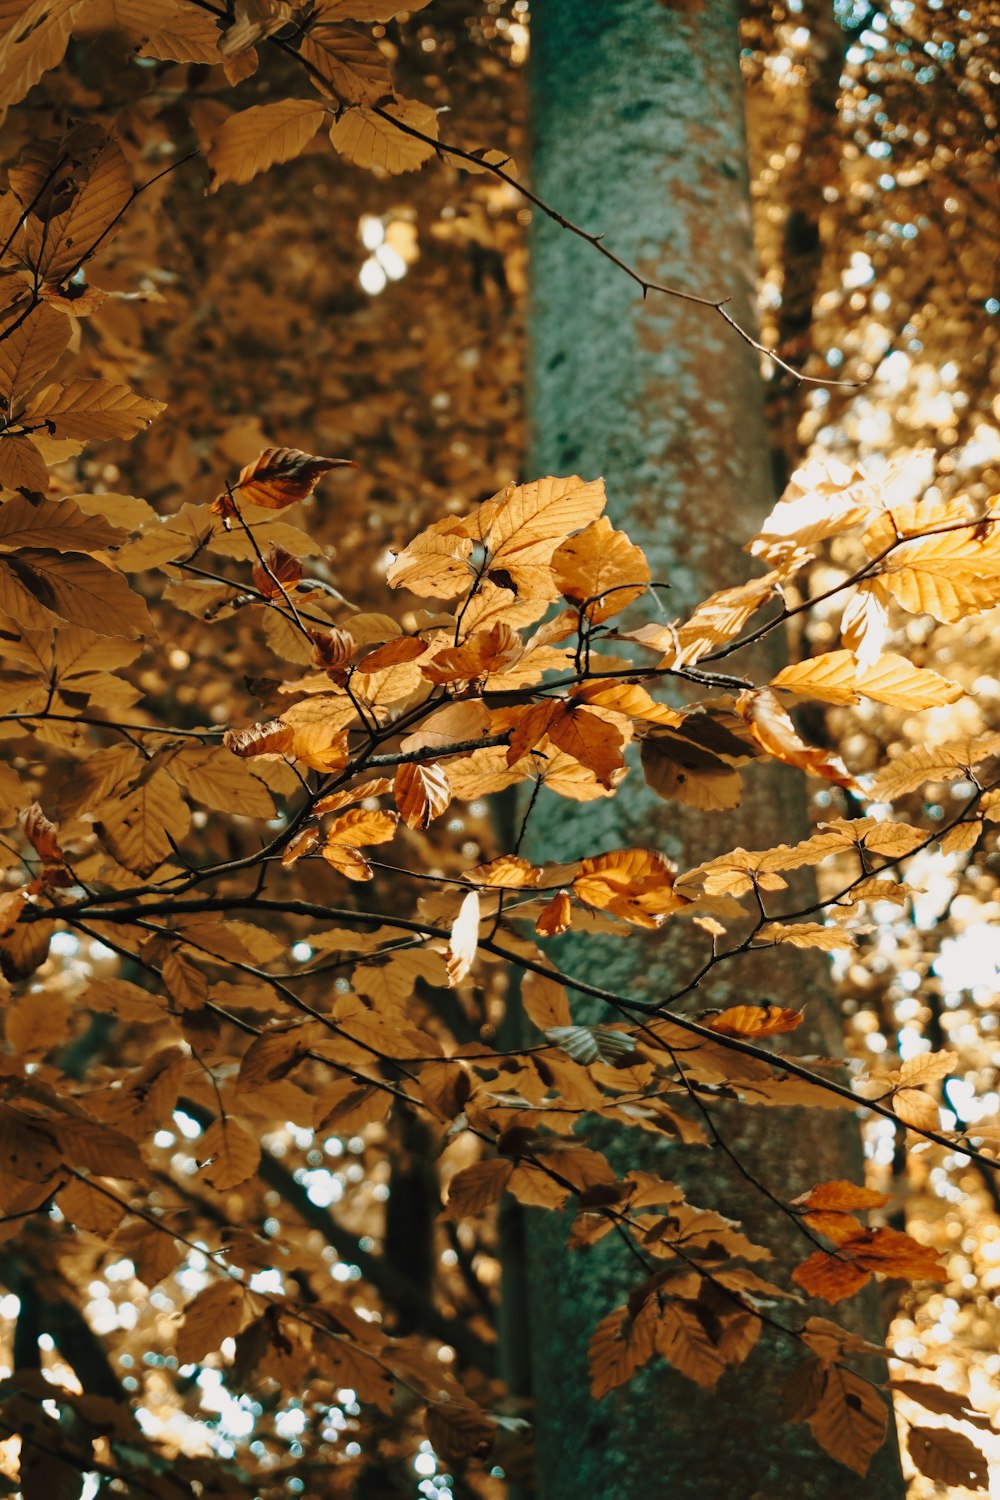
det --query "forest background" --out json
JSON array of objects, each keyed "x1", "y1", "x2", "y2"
[{"x1": 0, "y1": 1, "x2": 998, "y2": 1498}]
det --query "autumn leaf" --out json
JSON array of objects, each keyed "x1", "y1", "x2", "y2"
[
  {"x1": 176, "y1": 1280, "x2": 245, "y2": 1365},
  {"x1": 329, "y1": 95, "x2": 439, "y2": 174},
  {"x1": 907, "y1": 1428, "x2": 989, "y2": 1491},
  {"x1": 216, "y1": 447, "x2": 355, "y2": 514},
  {"x1": 442, "y1": 1158, "x2": 512, "y2": 1219},
  {"x1": 199, "y1": 1118, "x2": 261, "y2": 1191},
  {"x1": 573, "y1": 848, "x2": 689, "y2": 928},
  {"x1": 705, "y1": 1005, "x2": 803, "y2": 1039},
  {"x1": 771, "y1": 650, "x2": 962, "y2": 709},
  {"x1": 807, "y1": 1365, "x2": 888, "y2": 1477},
  {"x1": 394, "y1": 761, "x2": 451, "y2": 828},
  {"x1": 550, "y1": 515, "x2": 651, "y2": 622},
  {"x1": 24, "y1": 378, "x2": 164, "y2": 440},
  {"x1": 208, "y1": 101, "x2": 327, "y2": 190}
]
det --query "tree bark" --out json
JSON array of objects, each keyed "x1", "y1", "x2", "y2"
[{"x1": 516, "y1": 4, "x2": 905, "y2": 1496}]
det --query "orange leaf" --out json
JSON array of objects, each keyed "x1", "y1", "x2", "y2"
[
  {"x1": 573, "y1": 848, "x2": 688, "y2": 929},
  {"x1": 535, "y1": 890, "x2": 572, "y2": 936},
  {"x1": 356, "y1": 636, "x2": 427, "y2": 671},
  {"x1": 325, "y1": 809, "x2": 398, "y2": 849},
  {"x1": 251, "y1": 543, "x2": 302, "y2": 599},
  {"x1": 738, "y1": 688, "x2": 860, "y2": 791},
  {"x1": 550, "y1": 515, "x2": 650, "y2": 622},
  {"x1": 705, "y1": 1005, "x2": 803, "y2": 1039},
  {"x1": 791, "y1": 1252, "x2": 872, "y2": 1303},
  {"x1": 794, "y1": 1180, "x2": 890, "y2": 1213}
]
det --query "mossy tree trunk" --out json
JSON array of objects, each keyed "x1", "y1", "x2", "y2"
[{"x1": 515, "y1": 3, "x2": 905, "y2": 1496}]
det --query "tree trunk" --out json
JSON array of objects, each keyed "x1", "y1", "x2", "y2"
[{"x1": 515, "y1": 3, "x2": 905, "y2": 1496}]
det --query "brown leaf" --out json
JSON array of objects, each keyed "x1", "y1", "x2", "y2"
[
  {"x1": 176, "y1": 1280, "x2": 245, "y2": 1365},
  {"x1": 907, "y1": 1427, "x2": 989, "y2": 1491},
  {"x1": 807, "y1": 1365, "x2": 888, "y2": 1476},
  {"x1": 442, "y1": 1158, "x2": 512, "y2": 1219}
]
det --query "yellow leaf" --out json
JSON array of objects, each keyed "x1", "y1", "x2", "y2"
[
  {"x1": 24, "y1": 378, "x2": 164, "y2": 440},
  {"x1": 0, "y1": 302, "x2": 70, "y2": 405},
  {"x1": 167, "y1": 746, "x2": 275, "y2": 818},
  {"x1": 573, "y1": 848, "x2": 688, "y2": 928},
  {"x1": 748, "y1": 457, "x2": 875, "y2": 568},
  {"x1": 535, "y1": 890, "x2": 572, "y2": 936},
  {"x1": 208, "y1": 101, "x2": 327, "y2": 190},
  {"x1": 755, "y1": 922, "x2": 854, "y2": 952},
  {"x1": 0, "y1": 549, "x2": 153, "y2": 638},
  {"x1": 299, "y1": 25, "x2": 392, "y2": 103},
  {"x1": 772, "y1": 650, "x2": 962, "y2": 709},
  {"x1": 329, "y1": 95, "x2": 439, "y2": 174},
  {"x1": 176, "y1": 1280, "x2": 245, "y2": 1365},
  {"x1": 97, "y1": 770, "x2": 190, "y2": 875},
  {"x1": 739, "y1": 688, "x2": 860, "y2": 791},
  {"x1": 870, "y1": 734, "x2": 1000, "y2": 800}
]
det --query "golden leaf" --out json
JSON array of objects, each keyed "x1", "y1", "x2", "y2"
[
  {"x1": 97, "y1": 770, "x2": 191, "y2": 876},
  {"x1": 754, "y1": 922, "x2": 855, "y2": 952},
  {"x1": 772, "y1": 650, "x2": 962, "y2": 709},
  {"x1": 588, "y1": 1302, "x2": 657, "y2": 1399},
  {"x1": 705, "y1": 1005, "x2": 803, "y2": 1039},
  {"x1": 25, "y1": 378, "x2": 164, "y2": 440},
  {"x1": 550, "y1": 515, "x2": 650, "y2": 622},
  {"x1": 521, "y1": 970, "x2": 572, "y2": 1030},
  {"x1": 168, "y1": 746, "x2": 275, "y2": 818},
  {"x1": 739, "y1": 688, "x2": 859, "y2": 791},
  {"x1": 163, "y1": 948, "x2": 209, "y2": 1011},
  {"x1": 299, "y1": 24, "x2": 392, "y2": 103},
  {"x1": 56, "y1": 1176, "x2": 124, "y2": 1235},
  {"x1": 176, "y1": 1280, "x2": 245, "y2": 1365},
  {"x1": 424, "y1": 1400, "x2": 495, "y2": 1465},
  {"x1": 654, "y1": 1302, "x2": 726, "y2": 1390},
  {"x1": 208, "y1": 100, "x2": 327, "y2": 190},
  {"x1": 573, "y1": 848, "x2": 688, "y2": 928},
  {"x1": 0, "y1": 302, "x2": 70, "y2": 405},
  {"x1": 535, "y1": 890, "x2": 572, "y2": 936},
  {"x1": 0, "y1": 549, "x2": 153, "y2": 638},
  {"x1": 329, "y1": 95, "x2": 439, "y2": 174},
  {"x1": 870, "y1": 734, "x2": 1000, "y2": 800}
]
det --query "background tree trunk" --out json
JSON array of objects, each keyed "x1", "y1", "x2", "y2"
[{"x1": 514, "y1": 3, "x2": 905, "y2": 1495}]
